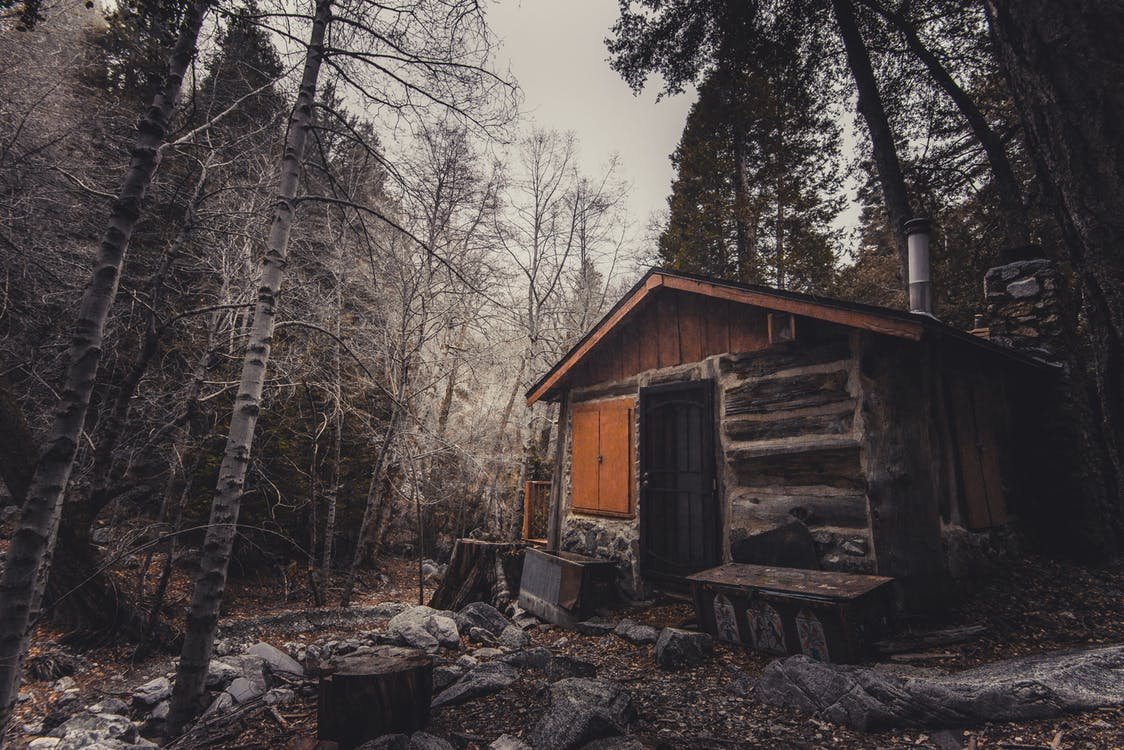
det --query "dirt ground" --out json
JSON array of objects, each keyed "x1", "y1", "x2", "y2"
[{"x1": 14, "y1": 553, "x2": 1124, "y2": 750}]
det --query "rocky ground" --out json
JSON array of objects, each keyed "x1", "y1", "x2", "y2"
[{"x1": 8, "y1": 554, "x2": 1124, "y2": 750}]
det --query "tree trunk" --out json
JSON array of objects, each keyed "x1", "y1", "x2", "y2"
[
  {"x1": 339, "y1": 389, "x2": 404, "y2": 607},
  {"x1": 862, "y1": 0, "x2": 1028, "y2": 246},
  {"x1": 165, "y1": 0, "x2": 331, "y2": 735},
  {"x1": 0, "y1": 0, "x2": 209, "y2": 730},
  {"x1": 831, "y1": 0, "x2": 913, "y2": 295},
  {"x1": 428, "y1": 539, "x2": 525, "y2": 612},
  {"x1": 986, "y1": 0, "x2": 1124, "y2": 554}
]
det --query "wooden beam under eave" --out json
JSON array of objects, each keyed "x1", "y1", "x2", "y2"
[
  {"x1": 526, "y1": 273, "x2": 665, "y2": 406},
  {"x1": 659, "y1": 276, "x2": 925, "y2": 342}
]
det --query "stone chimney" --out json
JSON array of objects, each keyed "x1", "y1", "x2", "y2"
[{"x1": 983, "y1": 255, "x2": 1066, "y2": 367}]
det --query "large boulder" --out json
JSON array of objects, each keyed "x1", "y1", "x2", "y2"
[
  {"x1": 758, "y1": 645, "x2": 1124, "y2": 731},
  {"x1": 246, "y1": 642, "x2": 304, "y2": 680},
  {"x1": 653, "y1": 628, "x2": 712, "y2": 670},
  {"x1": 131, "y1": 677, "x2": 171, "y2": 709},
  {"x1": 730, "y1": 519, "x2": 819, "y2": 569},
  {"x1": 47, "y1": 712, "x2": 139, "y2": 747},
  {"x1": 455, "y1": 602, "x2": 510, "y2": 638},
  {"x1": 529, "y1": 678, "x2": 635, "y2": 750},
  {"x1": 388, "y1": 606, "x2": 461, "y2": 652},
  {"x1": 430, "y1": 662, "x2": 517, "y2": 708},
  {"x1": 613, "y1": 620, "x2": 658, "y2": 646}
]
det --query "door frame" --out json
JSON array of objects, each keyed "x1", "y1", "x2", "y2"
[{"x1": 638, "y1": 379, "x2": 721, "y2": 584}]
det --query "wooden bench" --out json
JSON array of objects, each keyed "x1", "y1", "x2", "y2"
[{"x1": 686, "y1": 563, "x2": 895, "y2": 663}]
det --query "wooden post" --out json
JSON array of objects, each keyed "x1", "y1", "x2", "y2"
[
  {"x1": 317, "y1": 647, "x2": 433, "y2": 750},
  {"x1": 546, "y1": 391, "x2": 570, "y2": 551}
]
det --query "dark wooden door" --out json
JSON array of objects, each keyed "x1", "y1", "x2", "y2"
[{"x1": 639, "y1": 380, "x2": 720, "y2": 580}]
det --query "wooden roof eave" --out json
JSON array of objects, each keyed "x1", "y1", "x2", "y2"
[{"x1": 525, "y1": 271, "x2": 926, "y2": 407}]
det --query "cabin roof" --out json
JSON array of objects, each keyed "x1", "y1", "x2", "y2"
[{"x1": 525, "y1": 268, "x2": 1051, "y2": 405}]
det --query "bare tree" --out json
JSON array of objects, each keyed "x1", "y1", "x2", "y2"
[{"x1": 0, "y1": 0, "x2": 210, "y2": 729}]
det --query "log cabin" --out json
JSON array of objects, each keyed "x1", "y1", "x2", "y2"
[{"x1": 524, "y1": 265, "x2": 1058, "y2": 609}]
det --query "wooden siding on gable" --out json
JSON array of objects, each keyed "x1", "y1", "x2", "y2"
[{"x1": 565, "y1": 289, "x2": 770, "y2": 392}]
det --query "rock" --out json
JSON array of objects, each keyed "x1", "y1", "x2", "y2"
[
  {"x1": 86, "y1": 698, "x2": 129, "y2": 715},
  {"x1": 149, "y1": 700, "x2": 170, "y2": 721},
  {"x1": 247, "y1": 641, "x2": 305, "y2": 679},
  {"x1": 218, "y1": 653, "x2": 268, "y2": 683},
  {"x1": 841, "y1": 538, "x2": 869, "y2": 556},
  {"x1": 388, "y1": 607, "x2": 441, "y2": 651},
  {"x1": 428, "y1": 615, "x2": 461, "y2": 650},
  {"x1": 52, "y1": 676, "x2": 76, "y2": 692},
  {"x1": 498, "y1": 625, "x2": 530, "y2": 649},
  {"x1": 546, "y1": 655, "x2": 597, "y2": 682},
  {"x1": 203, "y1": 691, "x2": 234, "y2": 717},
  {"x1": 455, "y1": 654, "x2": 479, "y2": 669},
  {"x1": 433, "y1": 666, "x2": 463, "y2": 692},
  {"x1": 1008, "y1": 277, "x2": 1041, "y2": 299},
  {"x1": 431, "y1": 662, "x2": 517, "y2": 708},
  {"x1": 613, "y1": 619, "x2": 658, "y2": 646},
  {"x1": 408, "y1": 732, "x2": 454, "y2": 750},
  {"x1": 28, "y1": 740, "x2": 60, "y2": 749},
  {"x1": 730, "y1": 519, "x2": 819, "y2": 569},
  {"x1": 529, "y1": 678, "x2": 636, "y2": 750},
  {"x1": 227, "y1": 675, "x2": 267, "y2": 703},
  {"x1": 758, "y1": 645, "x2": 1124, "y2": 731},
  {"x1": 489, "y1": 734, "x2": 532, "y2": 750},
  {"x1": 467, "y1": 626, "x2": 497, "y2": 645},
  {"x1": 388, "y1": 606, "x2": 461, "y2": 652},
  {"x1": 472, "y1": 647, "x2": 504, "y2": 659},
  {"x1": 501, "y1": 647, "x2": 553, "y2": 671},
  {"x1": 455, "y1": 602, "x2": 510, "y2": 637},
  {"x1": 265, "y1": 687, "x2": 295, "y2": 706},
  {"x1": 653, "y1": 628, "x2": 712, "y2": 670},
  {"x1": 205, "y1": 659, "x2": 241, "y2": 690},
  {"x1": 48, "y1": 712, "x2": 138, "y2": 745},
  {"x1": 131, "y1": 676, "x2": 171, "y2": 708},
  {"x1": 574, "y1": 620, "x2": 617, "y2": 636}
]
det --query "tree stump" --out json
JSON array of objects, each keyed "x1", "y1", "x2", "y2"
[
  {"x1": 317, "y1": 647, "x2": 433, "y2": 750},
  {"x1": 428, "y1": 539, "x2": 526, "y2": 612}
]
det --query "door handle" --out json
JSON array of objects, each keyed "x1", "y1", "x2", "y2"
[{"x1": 641, "y1": 471, "x2": 650, "y2": 488}]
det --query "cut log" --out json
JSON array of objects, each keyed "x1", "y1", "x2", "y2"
[
  {"x1": 317, "y1": 647, "x2": 433, "y2": 750},
  {"x1": 428, "y1": 539, "x2": 525, "y2": 612}
]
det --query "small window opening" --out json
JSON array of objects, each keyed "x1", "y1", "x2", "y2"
[{"x1": 768, "y1": 312, "x2": 796, "y2": 344}]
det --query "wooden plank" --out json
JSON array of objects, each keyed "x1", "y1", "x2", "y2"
[
  {"x1": 725, "y1": 405, "x2": 855, "y2": 441},
  {"x1": 729, "y1": 445, "x2": 866, "y2": 491},
  {"x1": 570, "y1": 405, "x2": 601, "y2": 513},
  {"x1": 685, "y1": 562, "x2": 893, "y2": 600},
  {"x1": 730, "y1": 489, "x2": 870, "y2": 529},
  {"x1": 678, "y1": 292, "x2": 705, "y2": 364},
  {"x1": 725, "y1": 369, "x2": 851, "y2": 416},
  {"x1": 660, "y1": 275, "x2": 924, "y2": 341},
  {"x1": 721, "y1": 339, "x2": 853, "y2": 378},
  {"x1": 728, "y1": 301, "x2": 769, "y2": 353},
  {"x1": 637, "y1": 302, "x2": 660, "y2": 373},
  {"x1": 972, "y1": 382, "x2": 1008, "y2": 526},
  {"x1": 656, "y1": 291, "x2": 681, "y2": 368},
  {"x1": 597, "y1": 401, "x2": 634, "y2": 515},
  {"x1": 703, "y1": 295, "x2": 730, "y2": 356},
  {"x1": 619, "y1": 321, "x2": 640, "y2": 377}
]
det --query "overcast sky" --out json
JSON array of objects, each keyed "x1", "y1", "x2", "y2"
[{"x1": 486, "y1": 0, "x2": 696, "y2": 250}]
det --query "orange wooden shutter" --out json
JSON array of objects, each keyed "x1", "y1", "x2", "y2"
[
  {"x1": 597, "y1": 401, "x2": 634, "y2": 515},
  {"x1": 569, "y1": 398, "x2": 635, "y2": 517},
  {"x1": 571, "y1": 405, "x2": 601, "y2": 513}
]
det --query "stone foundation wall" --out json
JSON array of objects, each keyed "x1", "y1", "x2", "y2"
[
  {"x1": 984, "y1": 258, "x2": 1065, "y2": 365},
  {"x1": 559, "y1": 515, "x2": 646, "y2": 599}
]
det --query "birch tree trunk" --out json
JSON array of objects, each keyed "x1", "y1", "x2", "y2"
[
  {"x1": 165, "y1": 0, "x2": 331, "y2": 734},
  {"x1": 831, "y1": 0, "x2": 913, "y2": 294},
  {"x1": 0, "y1": 0, "x2": 209, "y2": 730}
]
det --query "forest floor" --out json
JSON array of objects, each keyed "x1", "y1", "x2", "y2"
[{"x1": 12, "y1": 553, "x2": 1124, "y2": 750}]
